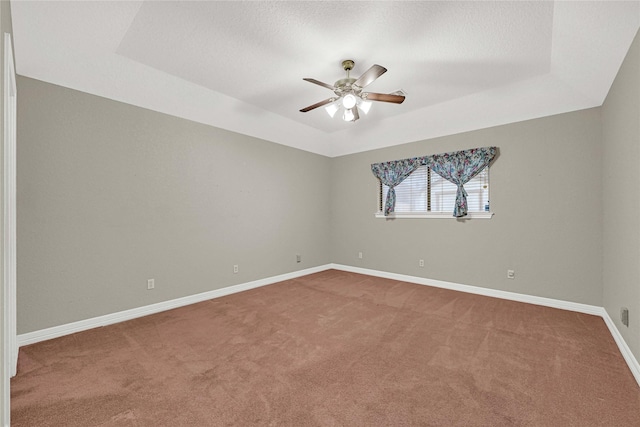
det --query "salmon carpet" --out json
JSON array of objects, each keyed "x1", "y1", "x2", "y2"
[{"x1": 11, "y1": 270, "x2": 640, "y2": 426}]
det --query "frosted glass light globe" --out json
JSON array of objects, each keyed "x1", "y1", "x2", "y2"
[
  {"x1": 359, "y1": 100, "x2": 372, "y2": 114},
  {"x1": 342, "y1": 93, "x2": 357, "y2": 109},
  {"x1": 325, "y1": 102, "x2": 339, "y2": 118},
  {"x1": 343, "y1": 108, "x2": 355, "y2": 122}
]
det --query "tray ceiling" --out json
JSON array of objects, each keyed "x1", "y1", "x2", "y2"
[{"x1": 10, "y1": 1, "x2": 640, "y2": 157}]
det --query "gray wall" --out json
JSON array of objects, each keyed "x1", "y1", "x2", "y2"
[
  {"x1": 602, "y1": 30, "x2": 640, "y2": 361},
  {"x1": 17, "y1": 77, "x2": 331, "y2": 334},
  {"x1": 331, "y1": 108, "x2": 603, "y2": 306}
]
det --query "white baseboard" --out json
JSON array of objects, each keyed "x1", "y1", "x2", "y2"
[
  {"x1": 601, "y1": 309, "x2": 640, "y2": 386},
  {"x1": 329, "y1": 264, "x2": 604, "y2": 315},
  {"x1": 17, "y1": 265, "x2": 330, "y2": 347},
  {"x1": 17, "y1": 263, "x2": 639, "y2": 388}
]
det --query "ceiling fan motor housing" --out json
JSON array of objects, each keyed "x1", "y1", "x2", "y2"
[{"x1": 334, "y1": 77, "x2": 359, "y2": 96}]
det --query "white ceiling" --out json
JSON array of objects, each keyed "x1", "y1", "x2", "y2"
[{"x1": 10, "y1": 1, "x2": 640, "y2": 157}]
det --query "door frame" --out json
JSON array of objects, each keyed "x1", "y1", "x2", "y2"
[{"x1": 3, "y1": 30, "x2": 17, "y2": 427}]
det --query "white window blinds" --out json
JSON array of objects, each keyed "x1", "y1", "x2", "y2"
[{"x1": 381, "y1": 166, "x2": 490, "y2": 214}]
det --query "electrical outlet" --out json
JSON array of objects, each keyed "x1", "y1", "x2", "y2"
[
  {"x1": 358, "y1": 252, "x2": 363, "y2": 259},
  {"x1": 296, "y1": 254, "x2": 301, "y2": 263},
  {"x1": 507, "y1": 269, "x2": 515, "y2": 279},
  {"x1": 147, "y1": 279, "x2": 155, "y2": 290},
  {"x1": 233, "y1": 265, "x2": 239, "y2": 274},
  {"x1": 419, "y1": 259, "x2": 424, "y2": 267},
  {"x1": 621, "y1": 307, "x2": 629, "y2": 327}
]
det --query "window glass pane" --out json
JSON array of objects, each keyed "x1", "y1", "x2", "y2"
[
  {"x1": 382, "y1": 166, "x2": 428, "y2": 213},
  {"x1": 465, "y1": 167, "x2": 490, "y2": 212},
  {"x1": 430, "y1": 171, "x2": 456, "y2": 212},
  {"x1": 430, "y1": 168, "x2": 489, "y2": 213}
]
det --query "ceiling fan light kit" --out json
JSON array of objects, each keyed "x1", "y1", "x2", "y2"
[
  {"x1": 325, "y1": 102, "x2": 340, "y2": 118},
  {"x1": 300, "y1": 59, "x2": 405, "y2": 123},
  {"x1": 342, "y1": 93, "x2": 357, "y2": 109}
]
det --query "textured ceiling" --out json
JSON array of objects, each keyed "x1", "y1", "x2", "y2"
[{"x1": 10, "y1": 1, "x2": 640, "y2": 157}]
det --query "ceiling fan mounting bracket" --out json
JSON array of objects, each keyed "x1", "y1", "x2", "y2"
[{"x1": 341, "y1": 59, "x2": 354, "y2": 72}]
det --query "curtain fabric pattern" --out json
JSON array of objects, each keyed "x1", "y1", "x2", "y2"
[
  {"x1": 370, "y1": 157, "x2": 423, "y2": 215},
  {"x1": 371, "y1": 146, "x2": 496, "y2": 217},
  {"x1": 430, "y1": 147, "x2": 496, "y2": 217}
]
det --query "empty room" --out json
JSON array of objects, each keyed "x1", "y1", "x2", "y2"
[{"x1": 2, "y1": 1, "x2": 640, "y2": 425}]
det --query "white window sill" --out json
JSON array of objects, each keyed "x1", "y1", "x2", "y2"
[{"x1": 375, "y1": 211, "x2": 494, "y2": 219}]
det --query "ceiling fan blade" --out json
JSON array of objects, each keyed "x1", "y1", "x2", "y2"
[
  {"x1": 364, "y1": 92, "x2": 405, "y2": 104},
  {"x1": 300, "y1": 98, "x2": 334, "y2": 113},
  {"x1": 303, "y1": 78, "x2": 335, "y2": 91},
  {"x1": 353, "y1": 64, "x2": 387, "y2": 88}
]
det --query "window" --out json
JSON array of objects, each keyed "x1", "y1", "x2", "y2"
[{"x1": 377, "y1": 166, "x2": 491, "y2": 218}]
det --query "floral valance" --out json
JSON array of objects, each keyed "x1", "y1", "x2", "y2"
[{"x1": 371, "y1": 146, "x2": 497, "y2": 217}]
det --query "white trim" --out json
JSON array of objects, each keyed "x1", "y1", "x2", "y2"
[
  {"x1": 375, "y1": 211, "x2": 493, "y2": 219},
  {"x1": 601, "y1": 309, "x2": 640, "y2": 386},
  {"x1": 2, "y1": 32, "x2": 16, "y2": 427},
  {"x1": 3, "y1": 34, "x2": 16, "y2": 375},
  {"x1": 17, "y1": 265, "x2": 330, "y2": 347},
  {"x1": 329, "y1": 264, "x2": 603, "y2": 315}
]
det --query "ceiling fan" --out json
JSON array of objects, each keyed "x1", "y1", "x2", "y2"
[{"x1": 300, "y1": 60, "x2": 405, "y2": 122}]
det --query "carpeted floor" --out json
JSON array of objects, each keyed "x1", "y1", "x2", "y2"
[{"x1": 11, "y1": 270, "x2": 640, "y2": 426}]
